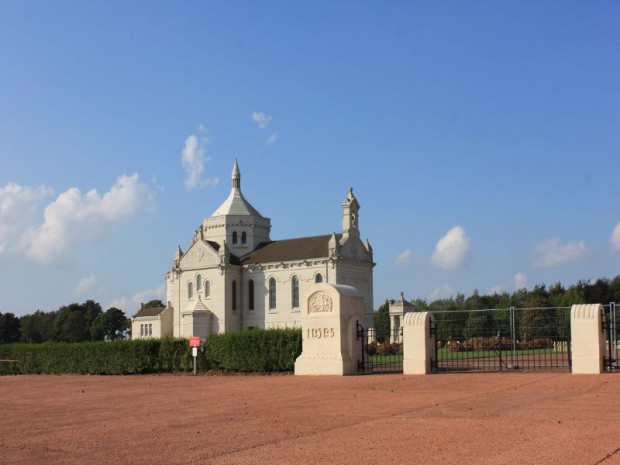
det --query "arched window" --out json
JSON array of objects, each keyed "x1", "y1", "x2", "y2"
[
  {"x1": 291, "y1": 276, "x2": 299, "y2": 308},
  {"x1": 232, "y1": 280, "x2": 237, "y2": 310},
  {"x1": 248, "y1": 279, "x2": 255, "y2": 310},
  {"x1": 205, "y1": 280, "x2": 211, "y2": 298},
  {"x1": 232, "y1": 231, "x2": 238, "y2": 244},
  {"x1": 188, "y1": 282, "x2": 193, "y2": 299},
  {"x1": 269, "y1": 278, "x2": 276, "y2": 310},
  {"x1": 196, "y1": 274, "x2": 202, "y2": 292},
  {"x1": 315, "y1": 273, "x2": 323, "y2": 284},
  {"x1": 241, "y1": 231, "x2": 247, "y2": 244}
]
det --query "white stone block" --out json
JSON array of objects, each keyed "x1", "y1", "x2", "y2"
[
  {"x1": 295, "y1": 283, "x2": 365, "y2": 376},
  {"x1": 571, "y1": 304, "x2": 605, "y2": 374},
  {"x1": 403, "y1": 311, "x2": 434, "y2": 375}
]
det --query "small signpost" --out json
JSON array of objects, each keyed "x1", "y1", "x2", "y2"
[{"x1": 189, "y1": 337, "x2": 200, "y2": 375}]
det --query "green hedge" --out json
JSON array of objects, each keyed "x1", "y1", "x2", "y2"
[
  {"x1": 0, "y1": 329, "x2": 302, "y2": 375},
  {"x1": 0, "y1": 338, "x2": 195, "y2": 375},
  {"x1": 205, "y1": 328, "x2": 302, "y2": 372}
]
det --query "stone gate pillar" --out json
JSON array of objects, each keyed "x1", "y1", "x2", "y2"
[
  {"x1": 295, "y1": 283, "x2": 365, "y2": 376},
  {"x1": 571, "y1": 304, "x2": 605, "y2": 374},
  {"x1": 403, "y1": 311, "x2": 434, "y2": 375}
]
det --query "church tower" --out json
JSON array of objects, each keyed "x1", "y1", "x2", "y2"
[{"x1": 202, "y1": 159, "x2": 271, "y2": 256}]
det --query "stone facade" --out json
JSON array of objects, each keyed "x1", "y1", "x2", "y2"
[
  {"x1": 131, "y1": 304, "x2": 173, "y2": 339},
  {"x1": 388, "y1": 292, "x2": 416, "y2": 343},
  {"x1": 132, "y1": 160, "x2": 375, "y2": 339}
]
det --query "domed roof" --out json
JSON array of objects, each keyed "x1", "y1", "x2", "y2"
[
  {"x1": 210, "y1": 159, "x2": 264, "y2": 217},
  {"x1": 211, "y1": 188, "x2": 263, "y2": 217}
]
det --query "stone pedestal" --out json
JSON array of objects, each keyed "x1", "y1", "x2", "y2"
[
  {"x1": 403, "y1": 311, "x2": 434, "y2": 375},
  {"x1": 295, "y1": 284, "x2": 364, "y2": 376},
  {"x1": 571, "y1": 304, "x2": 605, "y2": 374}
]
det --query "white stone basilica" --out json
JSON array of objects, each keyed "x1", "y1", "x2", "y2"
[{"x1": 131, "y1": 160, "x2": 374, "y2": 340}]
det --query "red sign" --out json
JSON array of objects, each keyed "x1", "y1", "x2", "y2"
[{"x1": 189, "y1": 337, "x2": 200, "y2": 347}]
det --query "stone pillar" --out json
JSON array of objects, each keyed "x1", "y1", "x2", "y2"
[
  {"x1": 389, "y1": 315, "x2": 397, "y2": 343},
  {"x1": 571, "y1": 304, "x2": 605, "y2": 374},
  {"x1": 403, "y1": 311, "x2": 434, "y2": 375},
  {"x1": 367, "y1": 327, "x2": 376, "y2": 344},
  {"x1": 295, "y1": 283, "x2": 365, "y2": 376}
]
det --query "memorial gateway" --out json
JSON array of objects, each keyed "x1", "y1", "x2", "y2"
[{"x1": 131, "y1": 160, "x2": 375, "y2": 340}]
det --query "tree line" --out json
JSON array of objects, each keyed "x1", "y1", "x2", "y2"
[
  {"x1": 0, "y1": 299, "x2": 163, "y2": 344},
  {"x1": 374, "y1": 276, "x2": 620, "y2": 343}
]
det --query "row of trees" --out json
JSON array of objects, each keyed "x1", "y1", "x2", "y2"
[
  {"x1": 374, "y1": 276, "x2": 620, "y2": 343},
  {"x1": 0, "y1": 299, "x2": 160, "y2": 344}
]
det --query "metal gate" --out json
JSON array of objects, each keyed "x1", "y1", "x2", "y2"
[
  {"x1": 432, "y1": 307, "x2": 572, "y2": 373},
  {"x1": 357, "y1": 321, "x2": 403, "y2": 374},
  {"x1": 603, "y1": 302, "x2": 618, "y2": 371}
]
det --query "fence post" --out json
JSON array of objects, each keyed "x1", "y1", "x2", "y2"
[
  {"x1": 570, "y1": 304, "x2": 605, "y2": 374},
  {"x1": 403, "y1": 312, "x2": 434, "y2": 375}
]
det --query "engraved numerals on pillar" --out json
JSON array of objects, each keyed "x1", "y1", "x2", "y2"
[{"x1": 307, "y1": 328, "x2": 335, "y2": 339}]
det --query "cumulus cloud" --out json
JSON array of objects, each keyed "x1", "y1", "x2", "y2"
[
  {"x1": 75, "y1": 276, "x2": 96, "y2": 295},
  {"x1": 266, "y1": 132, "x2": 278, "y2": 145},
  {"x1": 427, "y1": 284, "x2": 454, "y2": 301},
  {"x1": 393, "y1": 249, "x2": 412, "y2": 267},
  {"x1": 108, "y1": 284, "x2": 166, "y2": 313},
  {"x1": 251, "y1": 112, "x2": 272, "y2": 129},
  {"x1": 0, "y1": 183, "x2": 52, "y2": 257},
  {"x1": 514, "y1": 272, "x2": 527, "y2": 290},
  {"x1": 533, "y1": 237, "x2": 588, "y2": 268},
  {"x1": 20, "y1": 173, "x2": 154, "y2": 264},
  {"x1": 488, "y1": 284, "x2": 505, "y2": 295},
  {"x1": 430, "y1": 226, "x2": 470, "y2": 270},
  {"x1": 181, "y1": 134, "x2": 219, "y2": 190},
  {"x1": 611, "y1": 222, "x2": 620, "y2": 251}
]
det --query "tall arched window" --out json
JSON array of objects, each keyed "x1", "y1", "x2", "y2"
[
  {"x1": 232, "y1": 280, "x2": 237, "y2": 311},
  {"x1": 291, "y1": 276, "x2": 299, "y2": 309},
  {"x1": 196, "y1": 274, "x2": 202, "y2": 292},
  {"x1": 248, "y1": 279, "x2": 255, "y2": 310},
  {"x1": 232, "y1": 231, "x2": 238, "y2": 244},
  {"x1": 188, "y1": 282, "x2": 193, "y2": 299},
  {"x1": 269, "y1": 278, "x2": 276, "y2": 310},
  {"x1": 241, "y1": 231, "x2": 247, "y2": 244},
  {"x1": 315, "y1": 273, "x2": 323, "y2": 284},
  {"x1": 205, "y1": 280, "x2": 211, "y2": 298}
]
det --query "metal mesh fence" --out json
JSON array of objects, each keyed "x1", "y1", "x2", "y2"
[{"x1": 432, "y1": 307, "x2": 572, "y2": 373}]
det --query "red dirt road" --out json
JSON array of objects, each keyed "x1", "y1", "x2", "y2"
[{"x1": 1, "y1": 373, "x2": 620, "y2": 465}]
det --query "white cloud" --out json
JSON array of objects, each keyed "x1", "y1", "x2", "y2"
[
  {"x1": 533, "y1": 237, "x2": 588, "y2": 268},
  {"x1": 488, "y1": 284, "x2": 505, "y2": 295},
  {"x1": 20, "y1": 173, "x2": 154, "y2": 265},
  {"x1": 393, "y1": 249, "x2": 412, "y2": 267},
  {"x1": 514, "y1": 272, "x2": 527, "y2": 290},
  {"x1": 266, "y1": 132, "x2": 278, "y2": 145},
  {"x1": 108, "y1": 284, "x2": 166, "y2": 313},
  {"x1": 427, "y1": 284, "x2": 454, "y2": 301},
  {"x1": 430, "y1": 226, "x2": 470, "y2": 270},
  {"x1": 181, "y1": 134, "x2": 219, "y2": 190},
  {"x1": 0, "y1": 183, "x2": 52, "y2": 257},
  {"x1": 75, "y1": 276, "x2": 96, "y2": 295},
  {"x1": 251, "y1": 112, "x2": 272, "y2": 129},
  {"x1": 611, "y1": 222, "x2": 620, "y2": 251}
]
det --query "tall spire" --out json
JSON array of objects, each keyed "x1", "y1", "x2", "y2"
[{"x1": 232, "y1": 158, "x2": 241, "y2": 190}]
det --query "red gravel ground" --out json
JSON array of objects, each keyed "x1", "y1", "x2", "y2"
[{"x1": 1, "y1": 373, "x2": 620, "y2": 465}]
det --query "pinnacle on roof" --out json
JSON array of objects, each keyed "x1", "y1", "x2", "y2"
[
  {"x1": 210, "y1": 159, "x2": 264, "y2": 217},
  {"x1": 232, "y1": 158, "x2": 241, "y2": 189}
]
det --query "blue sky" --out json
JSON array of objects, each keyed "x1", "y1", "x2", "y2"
[{"x1": 1, "y1": 1, "x2": 619, "y2": 316}]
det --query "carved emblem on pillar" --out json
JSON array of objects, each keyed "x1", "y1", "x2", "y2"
[{"x1": 308, "y1": 292, "x2": 333, "y2": 314}]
